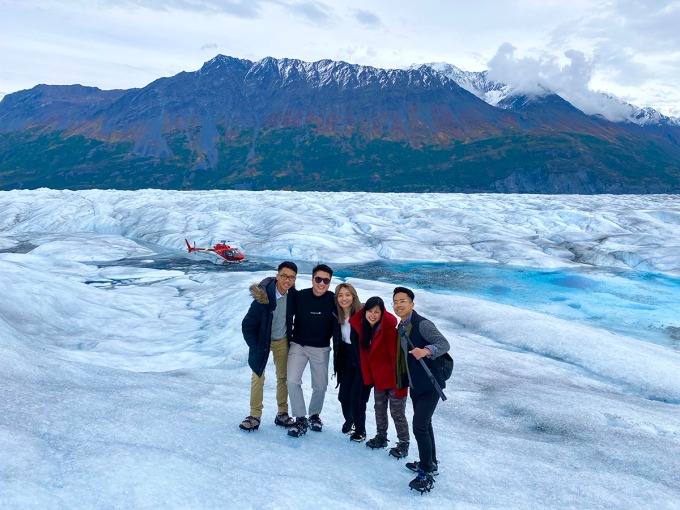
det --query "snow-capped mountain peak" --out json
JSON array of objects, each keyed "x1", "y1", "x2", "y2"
[{"x1": 418, "y1": 61, "x2": 679, "y2": 126}]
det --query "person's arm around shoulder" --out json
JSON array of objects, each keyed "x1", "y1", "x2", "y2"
[
  {"x1": 285, "y1": 285, "x2": 296, "y2": 334},
  {"x1": 325, "y1": 291, "x2": 337, "y2": 340}
]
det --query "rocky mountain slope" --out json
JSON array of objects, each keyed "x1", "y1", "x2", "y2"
[{"x1": 1, "y1": 55, "x2": 679, "y2": 193}]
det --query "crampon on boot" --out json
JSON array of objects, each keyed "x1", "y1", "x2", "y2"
[
  {"x1": 239, "y1": 416, "x2": 261, "y2": 432},
  {"x1": 287, "y1": 417, "x2": 308, "y2": 437},
  {"x1": 349, "y1": 431, "x2": 366, "y2": 442},
  {"x1": 365, "y1": 433, "x2": 389, "y2": 449},
  {"x1": 388, "y1": 441, "x2": 409, "y2": 459},
  {"x1": 409, "y1": 468, "x2": 435, "y2": 494},
  {"x1": 309, "y1": 414, "x2": 323, "y2": 432}
]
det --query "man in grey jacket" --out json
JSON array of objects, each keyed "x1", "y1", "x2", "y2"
[{"x1": 393, "y1": 286, "x2": 450, "y2": 494}]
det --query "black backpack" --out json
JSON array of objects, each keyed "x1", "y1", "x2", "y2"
[{"x1": 438, "y1": 352, "x2": 454, "y2": 380}]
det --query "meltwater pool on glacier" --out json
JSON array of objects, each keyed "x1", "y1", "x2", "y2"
[{"x1": 333, "y1": 261, "x2": 680, "y2": 349}]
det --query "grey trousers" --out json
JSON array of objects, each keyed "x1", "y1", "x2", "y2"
[
  {"x1": 287, "y1": 342, "x2": 331, "y2": 418},
  {"x1": 374, "y1": 388, "x2": 410, "y2": 442}
]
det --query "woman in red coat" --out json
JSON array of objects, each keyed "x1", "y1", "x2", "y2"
[{"x1": 349, "y1": 296, "x2": 410, "y2": 458}]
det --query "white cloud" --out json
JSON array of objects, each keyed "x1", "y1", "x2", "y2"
[
  {"x1": 0, "y1": 0, "x2": 678, "y2": 116},
  {"x1": 93, "y1": 0, "x2": 266, "y2": 17},
  {"x1": 285, "y1": 1, "x2": 335, "y2": 25},
  {"x1": 350, "y1": 8, "x2": 382, "y2": 28},
  {"x1": 487, "y1": 44, "x2": 642, "y2": 121}
]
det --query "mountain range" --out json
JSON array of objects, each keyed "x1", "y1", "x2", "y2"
[{"x1": 1, "y1": 54, "x2": 679, "y2": 193}]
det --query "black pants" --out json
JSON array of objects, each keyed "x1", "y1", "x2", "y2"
[
  {"x1": 337, "y1": 353, "x2": 371, "y2": 434},
  {"x1": 411, "y1": 388, "x2": 440, "y2": 473}
]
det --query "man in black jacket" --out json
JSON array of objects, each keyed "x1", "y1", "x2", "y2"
[
  {"x1": 286, "y1": 264, "x2": 336, "y2": 437},
  {"x1": 393, "y1": 286, "x2": 450, "y2": 494},
  {"x1": 240, "y1": 261, "x2": 298, "y2": 431}
]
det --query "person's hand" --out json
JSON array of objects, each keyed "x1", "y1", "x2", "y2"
[{"x1": 409, "y1": 347, "x2": 432, "y2": 360}]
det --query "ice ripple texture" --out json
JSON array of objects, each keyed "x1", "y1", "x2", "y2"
[
  {"x1": 1, "y1": 189, "x2": 680, "y2": 509},
  {"x1": 1, "y1": 189, "x2": 679, "y2": 274}
]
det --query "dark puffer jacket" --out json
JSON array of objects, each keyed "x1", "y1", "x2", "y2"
[{"x1": 241, "y1": 277, "x2": 296, "y2": 377}]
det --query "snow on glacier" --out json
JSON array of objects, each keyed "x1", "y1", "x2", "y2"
[{"x1": 0, "y1": 189, "x2": 679, "y2": 509}]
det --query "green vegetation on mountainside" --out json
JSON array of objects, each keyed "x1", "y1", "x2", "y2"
[{"x1": 1, "y1": 127, "x2": 679, "y2": 192}]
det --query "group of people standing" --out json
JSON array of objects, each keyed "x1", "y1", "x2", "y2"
[{"x1": 240, "y1": 262, "x2": 451, "y2": 494}]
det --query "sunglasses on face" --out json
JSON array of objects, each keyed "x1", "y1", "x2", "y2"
[{"x1": 314, "y1": 276, "x2": 331, "y2": 285}]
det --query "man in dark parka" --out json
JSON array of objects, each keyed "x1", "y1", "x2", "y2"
[{"x1": 240, "y1": 261, "x2": 298, "y2": 431}]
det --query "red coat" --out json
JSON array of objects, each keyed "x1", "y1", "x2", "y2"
[{"x1": 349, "y1": 308, "x2": 407, "y2": 398}]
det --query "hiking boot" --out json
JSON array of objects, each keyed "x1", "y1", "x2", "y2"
[
  {"x1": 287, "y1": 417, "x2": 308, "y2": 437},
  {"x1": 309, "y1": 414, "x2": 323, "y2": 432},
  {"x1": 366, "y1": 433, "x2": 389, "y2": 449},
  {"x1": 341, "y1": 422, "x2": 354, "y2": 434},
  {"x1": 239, "y1": 415, "x2": 261, "y2": 432},
  {"x1": 405, "y1": 460, "x2": 439, "y2": 476},
  {"x1": 389, "y1": 441, "x2": 409, "y2": 459},
  {"x1": 349, "y1": 431, "x2": 366, "y2": 442},
  {"x1": 409, "y1": 468, "x2": 435, "y2": 494},
  {"x1": 274, "y1": 412, "x2": 295, "y2": 428}
]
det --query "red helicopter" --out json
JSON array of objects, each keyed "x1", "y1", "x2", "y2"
[{"x1": 185, "y1": 239, "x2": 245, "y2": 263}]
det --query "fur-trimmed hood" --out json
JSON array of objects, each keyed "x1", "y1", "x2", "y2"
[
  {"x1": 248, "y1": 276, "x2": 297, "y2": 305},
  {"x1": 248, "y1": 276, "x2": 276, "y2": 305},
  {"x1": 249, "y1": 282, "x2": 270, "y2": 305}
]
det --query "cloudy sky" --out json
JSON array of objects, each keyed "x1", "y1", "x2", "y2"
[{"x1": 1, "y1": 0, "x2": 679, "y2": 117}]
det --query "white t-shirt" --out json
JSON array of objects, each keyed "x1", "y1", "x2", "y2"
[{"x1": 340, "y1": 320, "x2": 352, "y2": 345}]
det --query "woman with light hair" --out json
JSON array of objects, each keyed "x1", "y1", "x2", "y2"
[{"x1": 332, "y1": 283, "x2": 367, "y2": 438}]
